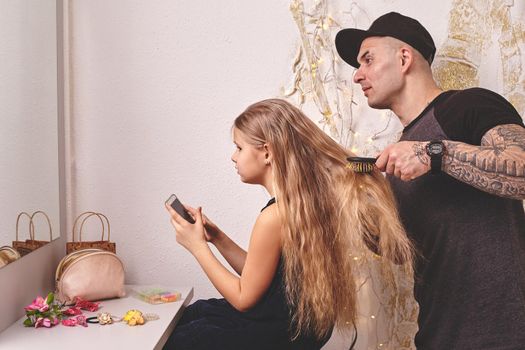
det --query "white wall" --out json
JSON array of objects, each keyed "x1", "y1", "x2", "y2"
[{"x1": 67, "y1": 1, "x2": 525, "y2": 348}]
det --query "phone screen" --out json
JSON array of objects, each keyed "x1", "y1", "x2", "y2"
[{"x1": 166, "y1": 194, "x2": 196, "y2": 224}]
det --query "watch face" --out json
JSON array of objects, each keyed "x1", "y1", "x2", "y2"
[{"x1": 428, "y1": 143, "x2": 443, "y2": 155}]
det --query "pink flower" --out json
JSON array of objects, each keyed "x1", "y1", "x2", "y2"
[
  {"x1": 61, "y1": 318, "x2": 77, "y2": 327},
  {"x1": 76, "y1": 315, "x2": 88, "y2": 327},
  {"x1": 34, "y1": 317, "x2": 52, "y2": 328},
  {"x1": 74, "y1": 298, "x2": 100, "y2": 312},
  {"x1": 63, "y1": 307, "x2": 82, "y2": 316},
  {"x1": 24, "y1": 296, "x2": 49, "y2": 313}
]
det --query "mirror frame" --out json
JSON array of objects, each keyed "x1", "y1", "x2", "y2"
[{"x1": 0, "y1": 0, "x2": 66, "y2": 333}]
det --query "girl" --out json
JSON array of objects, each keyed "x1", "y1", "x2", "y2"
[{"x1": 163, "y1": 99, "x2": 413, "y2": 349}]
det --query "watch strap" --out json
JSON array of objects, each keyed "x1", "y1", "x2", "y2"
[
  {"x1": 426, "y1": 140, "x2": 444, "y2": 174},
  {"x1": 430, "y1": 152, "x2": 441, "y2": 174}
]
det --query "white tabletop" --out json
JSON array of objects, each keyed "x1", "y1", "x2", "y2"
[{"x1": 0, "y1": 285, "x2": 193, "y2": 350}]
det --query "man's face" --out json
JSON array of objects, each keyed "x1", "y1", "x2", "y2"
[{"x1": 352, "y1": 36, "x2": 403, "y2": 109}]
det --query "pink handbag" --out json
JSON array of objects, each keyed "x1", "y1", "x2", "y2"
[{"x1": 55, "y1": 248, "x2": 126, "y2": 303}]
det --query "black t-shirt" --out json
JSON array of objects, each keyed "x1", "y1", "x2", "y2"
[{"x1": 388, "y1": 88, "x2": 525, "y2": 349}]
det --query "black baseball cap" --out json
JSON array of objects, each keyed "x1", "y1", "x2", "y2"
[{"x1": 335, "y1": 12, "x2": 436, "y2": 68}]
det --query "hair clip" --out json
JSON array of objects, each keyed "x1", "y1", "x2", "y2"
[
  {"x1": 85, "y1": 310, "x2": 159, "y2": 326},
  {"x1": 62, "y1": 315, "x2": 88, "y2": 327},
  {"x1": 123, "y1": 309, "x2": 144, "y2": 326},
  {"x1": 86, "y1": 312, "x2": 122, "y2": 325}
]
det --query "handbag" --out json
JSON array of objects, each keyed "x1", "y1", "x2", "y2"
[
  {"x1": 55, "y1": 248, "x2": 126, "y2": 303},
  {"x1": 66, "y1": 212, "x2": 116, "y2": 254},
  {"x1": 12, "y1": 211, "x2": 53, "y2": 256},
  {"x1": 0, "y1": 246, "x2": 21, "y2": 268}
]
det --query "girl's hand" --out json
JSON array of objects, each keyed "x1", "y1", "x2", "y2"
[
  {"x1": 165, "y1": 203, "x2": 208, "y2": 255},
  {"x1": 184, "y1": 205, "x2": 224, "y2": 244}
]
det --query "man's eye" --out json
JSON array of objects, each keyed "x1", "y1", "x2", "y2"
[{"x1": 236, "y1": 146, "x2": 242, "y2": 151}]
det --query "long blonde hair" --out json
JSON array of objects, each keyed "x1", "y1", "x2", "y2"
[{"x1": 234, "y1": 99, "x2": 414, "y2": 339}]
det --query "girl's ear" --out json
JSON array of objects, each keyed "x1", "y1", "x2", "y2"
[{"x1": 263, "y1": 143, "x2": 273, "y2": 163}]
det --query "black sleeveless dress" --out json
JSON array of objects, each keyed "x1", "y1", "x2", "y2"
[{"x1": 163, "y1": 198, "x2": 332, "y2": 350}]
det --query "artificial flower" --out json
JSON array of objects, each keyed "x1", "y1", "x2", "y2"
[
  {"x1": 61, "y1": 318, "x2": 78, "y2": 327},
  {"x1": 63, "y1": 307, "x2": 82, "y2": 316},
  {"x1": 76, "y1": 315, "x2": 88, "y2": 327},
  {"x1": 34, "y1": 317, "x2": 58, "y2": 328},
  {"x1": 23, "y1": 292, "x2": 62, "y2": 328},
  {"x1": 61, "y1": 315, "x2": 88, "y2": 327},
  {"x1": 24, "y1": 296, "x2": 49, "y2": 313},
  {"x1": 74, "y1": 297, "x2": 100, "y2": 312}
]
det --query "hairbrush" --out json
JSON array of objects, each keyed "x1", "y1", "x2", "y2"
[{"x1": 346, "y1": 156, "x2": 377, "y2": 173}]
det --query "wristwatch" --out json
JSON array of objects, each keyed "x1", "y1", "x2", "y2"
[{"x1": 425, "y1": 140, "x2": 445, "y2": 174}]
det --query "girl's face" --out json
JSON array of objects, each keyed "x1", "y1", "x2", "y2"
[{"x1": 231, "y1": 128, "x2": 269, "y2": 185}]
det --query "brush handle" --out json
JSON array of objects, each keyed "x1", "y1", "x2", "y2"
[{"x1": 346, "y1": 156, "x2": 377, "y2": 163}]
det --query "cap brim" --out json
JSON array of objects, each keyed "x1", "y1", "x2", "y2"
[{"x1": 335, "y1": 28, "x2": 376, "y2": 68}]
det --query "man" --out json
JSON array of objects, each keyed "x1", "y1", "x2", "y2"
[{"x1": 336, "y1": 12, "x2": 525, "y2": 349}]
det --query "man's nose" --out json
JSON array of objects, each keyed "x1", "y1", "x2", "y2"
[{"x1": 353, "y1": 67, "x2": 363, "y2": 84}]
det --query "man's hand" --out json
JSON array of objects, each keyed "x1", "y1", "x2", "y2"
[{"x1": 376, "y1": 141, "x2": 431, "y2": 181}]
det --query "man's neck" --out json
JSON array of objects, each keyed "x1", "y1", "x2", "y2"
[{"x1": 391, "y1": 84, "x2": 443, "y2": 127}]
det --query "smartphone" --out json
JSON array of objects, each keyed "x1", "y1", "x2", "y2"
[{"x1": 165, "y1": 194, "x2": 195, "y2": 224}]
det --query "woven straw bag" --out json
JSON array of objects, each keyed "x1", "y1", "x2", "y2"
[
  {"x1": 12, "y1": 211, "x2": 53, "y2": 256},
  {"x1": 66, "y1": 212, "x2": 116, "y2": 254}
]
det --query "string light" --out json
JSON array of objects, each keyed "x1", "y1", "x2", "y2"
[
  {"x1": 284, "y1": 0, "x2": 398, "y2": 151},
  {"x1": 284, "y1": 2, "x2": 421, "y2": 349}
]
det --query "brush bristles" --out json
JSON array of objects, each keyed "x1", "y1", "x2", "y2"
[{"x1": 346, "y1": 161, "x2": 375, "y2": 173}]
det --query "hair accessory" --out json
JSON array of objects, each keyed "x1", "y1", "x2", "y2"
[
  {"x1": 62, "y1": 315, "x2": 88, "y2": 327},
  {"x1": 335, "y1": 12, "x2": 436, "y2": 68},
  {"x1": 346, "y1": 156, "x2": 377, "y2": 173},
  {"x1": 97, "y1": 312, "x2": 113, "y2": 325},
  {"x1": 123, "y1": 309, "x2": 145, "y2": 326},
  {"x1": 86, "y1": 316, "x2": 99, "y2": 324},
  {"x1": 63, "y1": 307, "x2": 83, "y2": 316},
  {"x1": 143, "y1": 313, "x2": 160, "y2": 321},
  {"x1": 74, "y1": 298, "x2": 100, "y2": 312},
  {"x1": 85, "y1": 312, "x2": 122, "y2": 325}
]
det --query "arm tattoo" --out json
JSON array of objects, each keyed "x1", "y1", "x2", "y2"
[
  {"x1": 442, "y1": 124, "x2": 525, "y2": 200},
  {"x1": 413, "y1": 142, "x2": 429, "y2": 165}
]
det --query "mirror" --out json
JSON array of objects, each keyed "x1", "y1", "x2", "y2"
[{"x1": 0, "y1": 0, "x2": 60, "y2": 267}]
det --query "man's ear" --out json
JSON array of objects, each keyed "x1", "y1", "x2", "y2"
[{"x1": 400, "y1": 47, "x2": 413, "y2": 72}]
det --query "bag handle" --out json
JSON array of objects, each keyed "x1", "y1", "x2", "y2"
[
  {"x1": 16, "y1": 212, "x2": 35, "y2": 241},
  {"x1": 71, "y1": 212, "x2": 102, "y2": 242},
  {"x1": 30, "y1": 211, "x2": 53, "y2": 241},
  {"x1": 71, "y1": 212, "x2": 111, "y2": 242},
  {"x1": 80, "y1": 213, "x2": 111, "y2": 242}
]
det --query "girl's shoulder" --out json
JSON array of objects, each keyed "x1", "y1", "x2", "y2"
[{"x1": 253, "y1": 200, "x2": 282, "y2": 240}]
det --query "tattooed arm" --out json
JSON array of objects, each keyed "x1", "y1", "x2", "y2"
[
  {"x1": 442, "y1": 124, "x2": 525, "y2": 200},
  {"x1": 376, "y1": 124, "x2": 525, "y2": 200}
]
